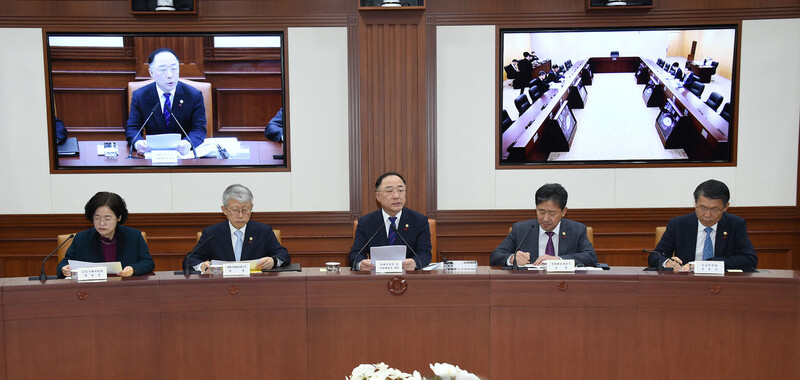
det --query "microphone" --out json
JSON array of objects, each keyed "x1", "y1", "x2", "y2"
[
  {"x1": 508, "y1": 224, "x2": 536, "y2": 270},
  {"x1": 128, "y1": 103, "x2": 160, "y2": 158},
  {"x1": 176, "y1": 234, "x2": 215, "y2": 276},
  {"x1": 165, "y1": 104, "x2": 198, "y2": 159},
  {"x1": 390, "y1": 223, "x2": 423, "y2": 271},
  {"x1": 351, "y1": 223, "x2": 383, "y2": 271},
  {"x1": 642, "y1": 249, "x2": 681, "y2": 271},
  {"x1": 29, "y1": 234, "x2": 74, "y2": 282}
]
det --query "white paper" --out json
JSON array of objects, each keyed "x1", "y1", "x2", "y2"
[
  {"x1": 68, "y1": 260, "x2": 123, "y2": 274},
  {"x1": 370, "y1": 245, "x2": 406, "y2": 262}
]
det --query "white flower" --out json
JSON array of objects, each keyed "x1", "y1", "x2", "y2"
[{"x1": 430, "y1": 363, "x2": 461, "y2": 377}]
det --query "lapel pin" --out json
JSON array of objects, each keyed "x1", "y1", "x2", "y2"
[
  {"x1": 561, "y1": 231, "x2": 566, "y2": 239},
  {"x1": 248, "y1": 237, "x2": 253, "y2": 244},
  {"x1": 722, "y1": 231, "x2": 727, "y2": 239},
  {"x1": 179, "y1": 99, "x2": 183, "y2": 107}
]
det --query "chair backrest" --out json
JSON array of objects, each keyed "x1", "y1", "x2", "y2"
[
  {"x1": 57, "y1": 231, "x2": 148, "y2": 263},
  {"x1": 719, "y1": 102, "x2": 732, "y2": 122},
  {"x1": 585, "y1": 226, "x2": 594, "y2": 246},
  {"x1": 655, "y1": 226, "x2": 666, "y2": 246},
  {"x1": 690, "y1": 81, "x2": 705, "y2": 97},
  {"x1": 197, "y1": 230, "x2": 282, "y2": 244},
  {"x1": 352, "y1": 219, "x2": 437, "y2": 263},
  {"x1": 128, "y1": 78, "x2": 214, "y2": 136},
  {"x1": 610, "y1": 51, "x2": 619, "y2": 57},
  {"x1": 514, "y1": 93, "x2": 531, "y2": 114},
  {"x1": 528, "y1": 87, "x2": 542, "y2": 103},
  {"x1": 705, "y1": 92, "x2": 723, "y2": 111}
]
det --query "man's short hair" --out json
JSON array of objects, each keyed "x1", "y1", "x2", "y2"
[
  {"x1": 148, "y1": 47, "x2": 179, "y2": 65},
  {"x1": 222, "y1": 184, "x2": 254, "y2": 207},
  {"x1": 538, "y1": 71, "x2": 546, "y2": 77},
  {"x1": 375, "y1": 172, "x2": 406, "y2": 190},
  {"x1": 523, "y1": 52, "x2": 530, "y2": 58},
  {"x1": 512, "y1": 59, "x2": 518, "y2": 63},
  {"x1": 693, "y1": 179, "x2": 730, "y2": 205},
  {"x1": 535, "y1": 183, "x2": 568, "y2": 210}
]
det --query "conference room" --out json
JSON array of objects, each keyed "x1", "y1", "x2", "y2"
[{"x1": 1, "y1": 0, "x2": 799, "y2": 379}]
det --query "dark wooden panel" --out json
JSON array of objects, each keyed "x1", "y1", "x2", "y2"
[
  {"x1": 215, "y1": 88, "x2": 282, "y2": 135},
  {"x1": 53, "y1": 88, "x2": 128, "y2": 132}
]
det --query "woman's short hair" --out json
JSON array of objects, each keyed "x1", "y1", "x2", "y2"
[
  {"x1": 222, "y1": 184, "x2": 254, "y2": 207},
  {"x1": 84, "y1": 191, "x2": 129, "y2": 224}
]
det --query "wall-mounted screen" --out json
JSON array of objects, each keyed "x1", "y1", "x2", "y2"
[
  {"x1": 48, "y1": 32, "x2": 286, "y2": 171},
  {"x1": 500, "y1": 25, "x2": 736, "y2": 165}
]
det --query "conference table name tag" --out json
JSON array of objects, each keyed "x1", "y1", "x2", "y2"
[
  {"x1": 223, "y1": 262, "x2": 251, "y2": 277},
  {"x1": 546, "y1": 259, "x2": 575, "y2": 273},
  {"x1": 694, "y1": 261, "x2": 724, "y2": 275},
  {"x1": 77, "y1": 266, "x2": 107, "y2": 282},
  {"x1": 444, "y1": 260, "x2": 478, "y2": 271},
  {"x1": 149, "y1": 150, "x2": 179, "y2": 165},
  {"x1": 375, "y1": 260, "x2": 403, "y2": 274}
]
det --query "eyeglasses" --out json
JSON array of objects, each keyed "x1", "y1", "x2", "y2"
[
  {"x1": 377, "y1": 187, "x2": 406, "y2": 195},
  {"x1": 226, "y1": 207, "x2": 252, "y2": 215},
  {"x1": 696, "y1": 205, "x2": 723, "y2": 215},
  {"x1": 153, "y1": 65, "x2": 179, "y2": 73},
  {"x1": 93, "y1": 216, "x2": 116, "y2": 223}
]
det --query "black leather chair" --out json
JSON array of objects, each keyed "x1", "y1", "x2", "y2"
[
  {"x1": 528, "y1": 87, "x2": 542, "y2": 103},
  {"x1": 501, "y1": 109, "x2": 513, "y2": 133},
  {"x1": 669, "y1": 66, "x2": 677, "y2": 75},
  {"x1": 514, "y1": 94, "x2": 531, "y2": 114},
  {"x1": 657, "y1": 58, "x2": 664, "y2": 66},
  {"x1": 719, "y1": 102, "x2": 732, "y2": 122},
  {"x1": 675, "y1": 68, "x2": 683, "y2": 80},
  {"x1": 689, "y1": 81, "x2": 705, "y2": 98},
  {"x1": 705, "y1": 92, "x2": 723, "y2": 111},
  {"x1": 610, "y1": 51, "x2": 619, "y2": 57},
  {"x1": 709, "y1": 60, "x2": 719, "y2": 75}
]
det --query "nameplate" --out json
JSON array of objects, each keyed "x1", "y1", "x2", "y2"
[
  {"x1": 546, "y1": 259, "x2": 575, "y2": 273},
  {"x1": 77, "y1": 266, "x2": 107, "y2": 282},
  {"x1": 694, "y1": 261, "x2": 725, "y2": 275},
  {"x1": 223, "y1": 262, "x2": 250, "y2": 277},
  {"x1": 443, "y1": 260, "x2": 478, "y2": 271},
  {"x1": 150, "y1": 150, "x2": 179, "y2": 165},
  {"x1": 375, "y1": 260, "x2": 403, "y2": 274}
]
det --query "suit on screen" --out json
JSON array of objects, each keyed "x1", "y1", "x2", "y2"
[{"x1": 125, "y1": 81, "x2": 207, "y2": 149}]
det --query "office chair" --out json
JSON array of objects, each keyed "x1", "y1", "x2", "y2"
[
  {"x1": 514, "y1": 93, "x2": 531, "y2": 114},
  {"x1": 689, "y1": 81, "x2": 705, "y2": 98},
  {"x1": 528, "y1": 87, "x2": 543, "y2": 103},
  {"x1": 610, "y1": 51, "x2": 619, "y2": 58},
  {"x1": 501, "y1": 109, "x2": 513, "y2": 133},
  {"x1": 705, "y1": 92, "x2": 723, "y2": 111},
  {"x1": 719, "y1": 102, "x2": 732, "y2": 122},
  {"x1": 669, "y1": 66, "x2": 677, "y2": 76}
]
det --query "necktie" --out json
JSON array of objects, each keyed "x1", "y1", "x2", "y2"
[
  {"x1": 387, "y1": 216, "x2": 397, "y2": 245},
  {"x1": 234, "y1": 230, "x2": 243, "y2": 261},
  {"x1": 545, "y1": 231, "x2": 555, "y2": 256},
  {"x1": 163, "y1": 92, "x2": 171, "y2": 128},
  {"x1": 702, "y1": 227, "x2": 713, "y2": 260}
]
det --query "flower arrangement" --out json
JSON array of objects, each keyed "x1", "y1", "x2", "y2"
[{"x1": 347, "y1": 362, "x2": 480, "y2": 380}]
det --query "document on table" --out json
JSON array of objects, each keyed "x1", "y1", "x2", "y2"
[
  {"x1": 211, "y1": 259, "x2": 262, "y2": 271},
  {"x1": 68, "y1": 260, "x2": 123, "y2": 274}
]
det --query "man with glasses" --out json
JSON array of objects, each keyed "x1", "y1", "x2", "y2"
[
  {"x1": 187, "y1": 184, "x2": 289, "y2": 272},
  {"x1": 349, "y1": 172, "x2": 432, "y2": 272},
  {"x1": 125, "y1": 47, "x2": 207, "y2": 155},
  {"x1": 649, "y1": 179, "x2": 757, "y2": 271}
]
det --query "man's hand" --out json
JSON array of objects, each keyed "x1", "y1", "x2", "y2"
[
  {"x1": 512, "y1": 251, "x2": 531, "y2": 266},
  {"x1": 199, "y1": 261, "x2": 211, "y2": 273},
  {"x1": 533, "y1": 254, "x2": 561, "y2": 266},
  {"x1": 402, "y1": 258, "x2": 416, "y2": 271},
  {"x1": 664, "y1": 256, "x2": 684, "y2": 272},
  {"x1": 256, "y1": 257, "x2": 275, "y2": 270},
  {"x1": 134, "y1": 140, "x2": 150, "y2": 154},
  {"x1": 359, "y1": 259, "x2": 373, "y2": 272},
  {"x1": 177, "y1": 140, "x2": 192, "y2": 155},
  {"x1": 119, "y1": 266, "x2": 135, "y2": 277}
]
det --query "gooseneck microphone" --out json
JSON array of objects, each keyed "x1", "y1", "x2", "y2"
[
  {"x1": 510, "y1": 224, "x2": 536, "y2": 270},
  {"x1": 165, "y1": 104, "x2": 199, "y2": 159},
  {"x1": 177, "y1": 234, "x2": 215, "y2": 276},
  {"x1": 29, "y1": 234, "x2": 74, "y2": 282},
  {"x1": 390, "y1": 223, "x2": 423, "y2": 271},
  {"x1": 351, "y1": 223, "x2": 384, "y2": 270},
  {"x1": 128, "y1": 103, "x2": 160, "y2": 158},
  {"x1": 642, "y1": 249, "x2": 681, "y2": 270}
]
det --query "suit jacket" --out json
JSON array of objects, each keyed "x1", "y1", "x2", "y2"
[
  {"x1": 264, "y1": 108, "x2": 284, "y2": 142},
  {"x1": 514, "y1": 59, "x2": 534, "y2": 89},
  {"x1": 349, "y1": 208, "x2": 432, "y2": 269},
  {"x1": 651, "y1": 213, "x2": 757, "y2": 270},
  {"x1": 186, "y1": 220, "x2": 290, "y2": 268},
  {"x1": 56, "y1": 225, "x2": 155, "y2": 278},
  {"x1": 490, "y1": 218, "x2": 597, "y2": 267},
  {"x1": 125, "y1": 81, "x2": 207, "y2": 149}
]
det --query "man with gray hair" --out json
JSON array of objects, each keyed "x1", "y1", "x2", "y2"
[{"x1": 186, "y1": 184, "x2": 290, "y2": 272}]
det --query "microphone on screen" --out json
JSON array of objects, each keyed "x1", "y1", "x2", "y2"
[
  {"x1": 178, "y1": 234, "x2": 215, "y2": 276},
  {"x1": 351, "y1": 223, "x2": 384, "y2": 271},
  {"x1": 29, "y1": 234, "x2": 74, "y2": 282},
  {"x1": 128, "y1": 103, "x2": 160, "y2": 159},
  {"x1": 390, "y1": 223, "x2": 423, "y2": 271}
]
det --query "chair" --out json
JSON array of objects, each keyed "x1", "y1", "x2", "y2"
[
  {"x1": 719, "y1": 102, "x2": 732, "y2": 122},
  {"x1": 705, "y1": 92, "x2": 723, "y2": 111},
  {"x1": 501, "y1": 109, "x2": 513, "y2": 133},
  {"x1": 709, "y1": 60, "x2": 719, "y2": 75},
  {"x1": 353, "y1": 219, "x2": 437, "y2": 263},
  {"x1": 127, "y1": 78, "x2": 214, "y2": 137},
  {"x1": 657, "y1": 58, "x2": 664, "y2": 66},
  {"x1": 669, "y1": 66, "x2": 677, "y2": 76},
  {"x1": 655, "y1": 226, "x2": 666, "y2": 246},
  {"x1": 197, "y1": 230, "x2": 281, "y2": 244},
  {"x1": 57, "y1": 231, "x2": 148, "y2": 263},
  {"x1": 689, "y1": 81, "x2": 705, "y2": 98},
  {"x1": 514, "y1": 93, "x2": 531, "y2": 114},
  {"x1": 663, "y1": 62, "x2": 670, "y2": 70},
  {"x1": 528, "y1": 87, "x2": 543, "y2": 103},
  {"x1": 674, "y1": 68, "x2": 683, "y2": 81},
  {"x1": 610, "y1": 51, "x2": 619, "y2": 58}
]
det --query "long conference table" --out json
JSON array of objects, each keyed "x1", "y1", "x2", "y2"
[{"x1": 1, "y1": 267, "x2": 797, "y2": 379}]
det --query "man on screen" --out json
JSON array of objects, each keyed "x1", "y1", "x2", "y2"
[
  {"x1": 349, "y1": 172, "x2": 432, "y2": 272},
  {"x1": 490, "y1": 183, "x2": 597, "y2": 267},
  {"x1": 187, "y1": 184, "x2": 290, "y2": 272},
  {"x1": 649, "y1": 179, "x2": 757, "y2": 271},
  {"x1": 125, "y1": 47, "x2": 207, "y2": 155}
]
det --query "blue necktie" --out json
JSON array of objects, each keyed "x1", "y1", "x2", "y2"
[
  {"x1": 234, "y1": 230, "x2": 243, "y2": 261},
  {"x1": 702, "y1": 227, "x2": 713, "y2": 260},
  {"x1": 163, "y1": 92, "x2": 171, "y2": 128},
  {"x1": 387, "y1": 216, "x2": 397, "y2": 245}
]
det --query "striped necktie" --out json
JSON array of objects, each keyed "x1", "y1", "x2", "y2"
[
  {"x1": 163, "y1": 92, "x2": 172, "y2": 127},
  {"x1": 387, "y1": 216, "x2": 397, "y2": 245}
]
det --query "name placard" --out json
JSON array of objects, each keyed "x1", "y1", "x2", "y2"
[
  {"x1": 443, "y1": 260, "x2": 478, "y2": 271},
  {"x1": 375, "y1": 260, "x2": 404, "y2": 274},
  {"x1": 546, "y1": 259, "x2": 575, "y2": 273},
  {"x1": 694, "y1": 261, "x2": 725, "y2": 275},
  {"x1": 150, "y1": 150, "x2": 179, "y2": 165},
  {"x1": 77, "y1": 266, "x2": 107, "y2": 282},
  {"x1": 223, "y1": 262, "x2": 251, "y2": 277}
]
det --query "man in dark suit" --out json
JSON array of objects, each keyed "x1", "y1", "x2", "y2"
[
  {"x1": 515, "y1": 52, "x2": 534, "y2": 94},
  {"x1": 649, "y1": 180, "x2": 757, "y2": 271},
  {"x1": 187, "y1": 184, "x2": 290, "y2": 272},
  {"x1": 349, "y1": 172, "x2": 432, "y2": 271},
  {"x1": 490, "y1": 183, "x2": 597, "y2": 267},
  {"x1": 546, "y1": 64, "x2": 564, "y2": 83},
  {"x1": 125, "y1": 48, "x2": 207, "y2": 155}
]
